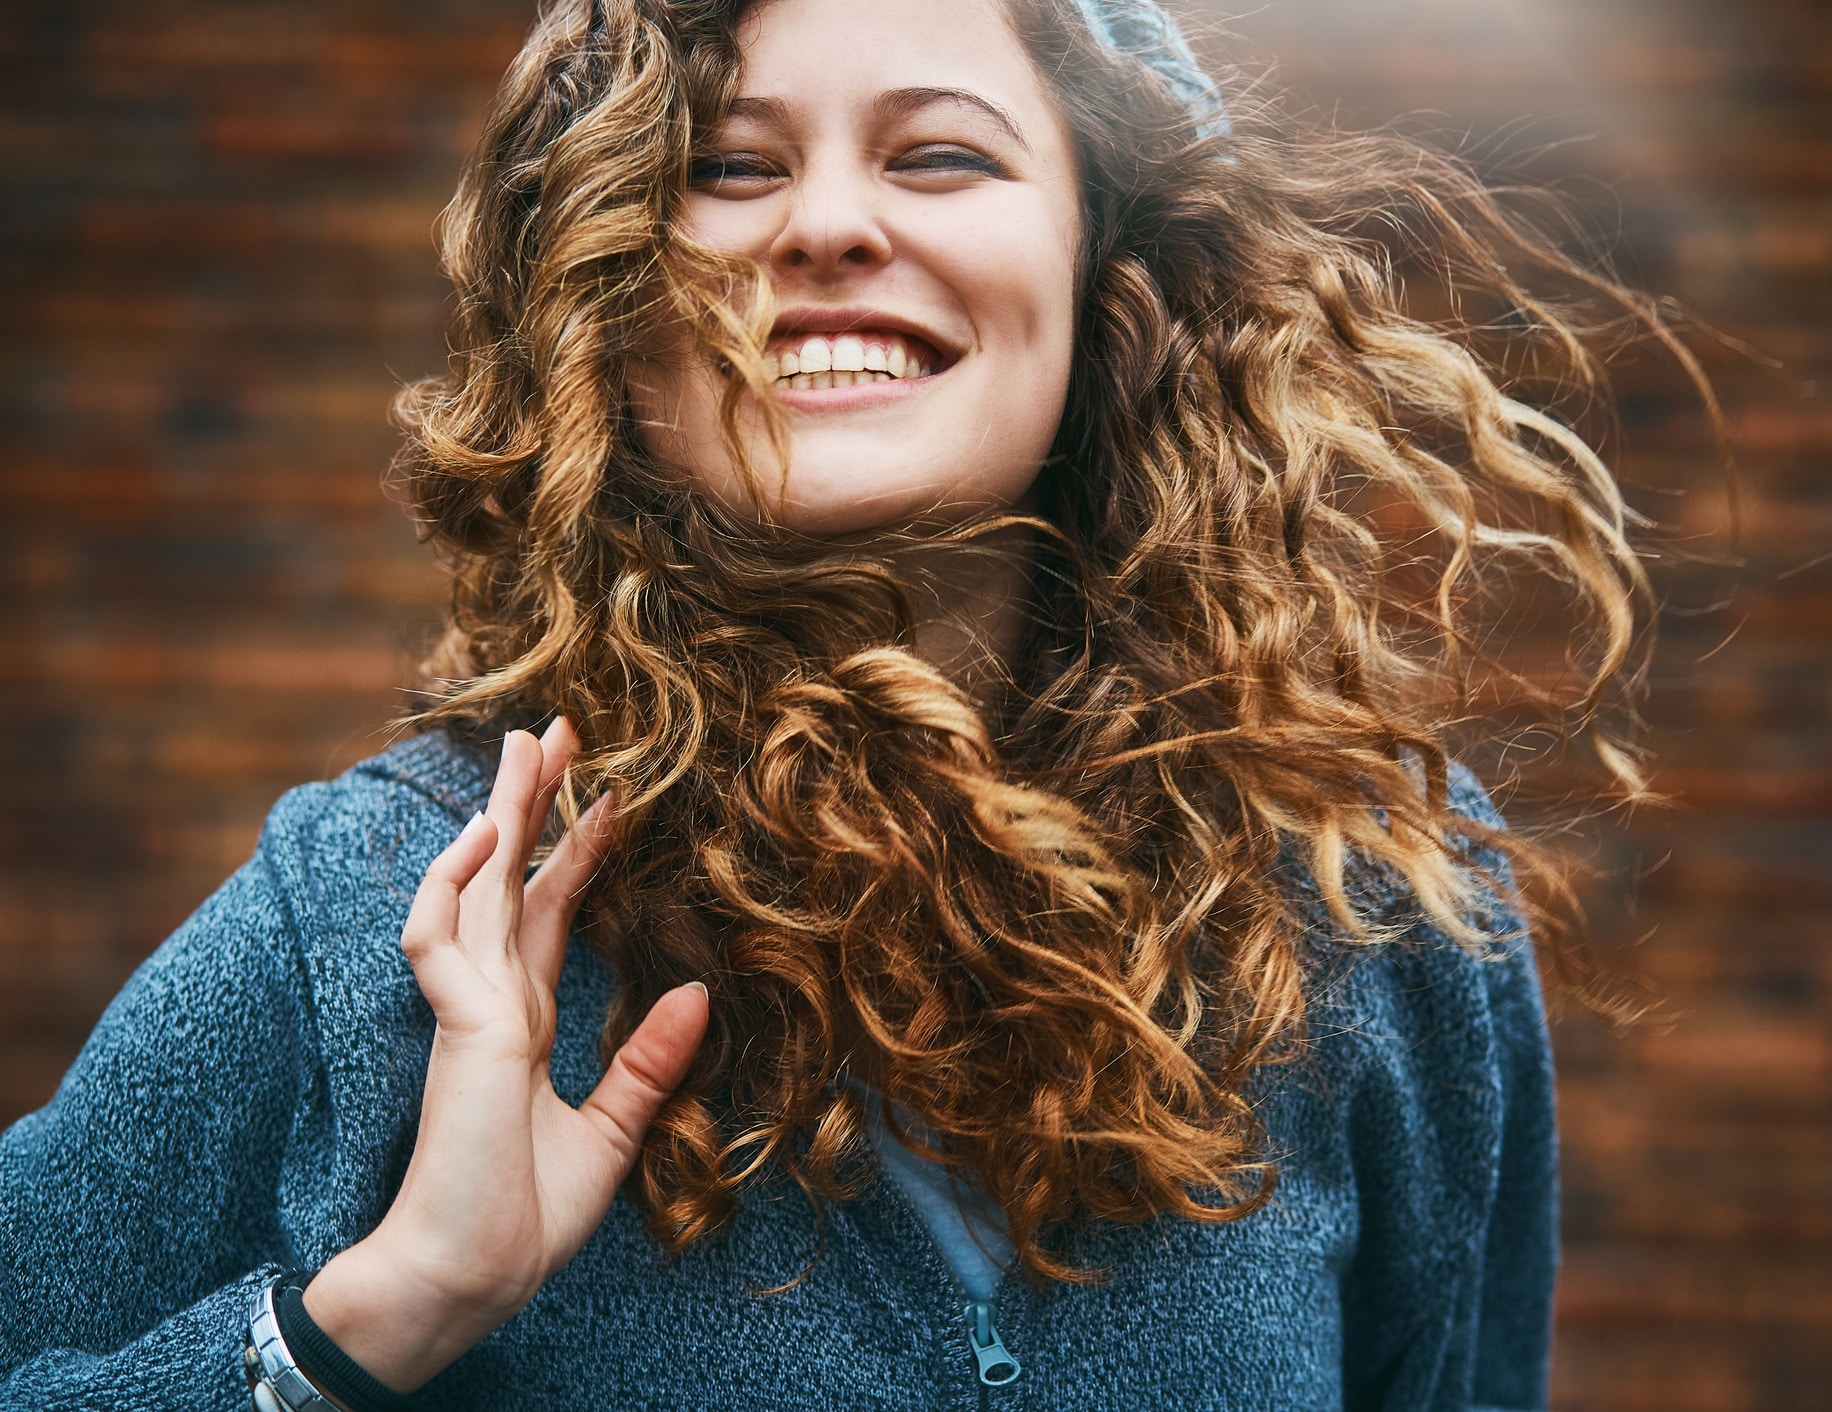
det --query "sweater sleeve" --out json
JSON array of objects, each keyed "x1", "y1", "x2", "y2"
[
  {"x1": 1451, "y1": 766, "x2": 1558, "y2": 1412},
  {"x1": 1336, "y1": 765, "x2": 1558, "y2": 1412},
  {"x1": 0, "y1": 832, "x2": 318, "y2": 1410},
  {"x1": 1466, "y1": 926, "x2": 1558, "y2": 1412}
]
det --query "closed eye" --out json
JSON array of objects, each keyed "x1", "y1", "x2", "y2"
[
  {"x1": 688, "y1": 152, "x2": 781, "y2": 189},
  {"x1": 892, "y1": 144, "x2": 1008, "y2": 178}
]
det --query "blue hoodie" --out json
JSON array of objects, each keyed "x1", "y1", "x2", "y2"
[{"x1": 0, "y1": 731, "x2": 1554, "y2": 1410}]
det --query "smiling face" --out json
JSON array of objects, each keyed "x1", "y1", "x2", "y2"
[{"x1": 631, "y1": 0, "x2": 1083, "y2": 535}]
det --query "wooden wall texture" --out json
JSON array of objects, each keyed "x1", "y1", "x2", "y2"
[{"x1": 1, "y1": 1, "x2": 1825, "y2": 1407}]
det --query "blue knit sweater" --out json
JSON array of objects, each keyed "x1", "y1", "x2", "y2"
[{"x1": 0, "y1": 732, "x2": 1555, "y2": 1410}]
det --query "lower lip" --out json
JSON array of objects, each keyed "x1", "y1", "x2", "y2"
[{"x1": 770, "y1": 370, "x2": 941, "y2": 411}]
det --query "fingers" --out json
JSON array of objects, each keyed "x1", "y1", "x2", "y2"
[
  {"x1": 463, "y1": 718, "x2": 581, "y2": 961},
  {"x1": 400, "y1": 811, "x2": 499, "y2": 1011},
  {"x1": 578, "y1": 982, "x2": 711, "y2": 1171},
  {"x1": 533, "y1": 715, "x2": 580, "y2": 793},
  {"x1": 405, "y1": 716, "x2": 590, "y2": 1002},
  {"x1": 525, "y1": 716, "x2": 582, "y2": 872},
  {"x1": 479, "y1": 730, "x2": 546, "y2": 880},
  {"x1": 521, "y1": 794, "x2": 618, "y2": 994}
]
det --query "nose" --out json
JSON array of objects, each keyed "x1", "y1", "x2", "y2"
[{"x1": 766, "y1": 151, "x2": 893, "y2": 278}]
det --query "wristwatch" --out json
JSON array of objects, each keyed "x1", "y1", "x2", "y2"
[{"x1": 243, "y1": 1270, "x2": 348, "y2": 1412}]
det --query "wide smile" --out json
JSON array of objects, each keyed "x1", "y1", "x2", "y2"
[{"x1": 764, "y1": 329, "x2": 951, "y2": 396}]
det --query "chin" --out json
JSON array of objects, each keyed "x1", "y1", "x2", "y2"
[{"x1": 765, "y1": 466, "x2": 1034, "y2": 536}]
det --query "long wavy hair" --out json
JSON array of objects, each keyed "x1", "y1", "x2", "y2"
[{"x1": 397, "y1": 0, "x2": 1687, "y2": 1282}]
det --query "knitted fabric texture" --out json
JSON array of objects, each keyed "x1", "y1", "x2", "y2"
[{"x1": 0, "y1": 732, "x2": 1553, "y2": 1410}]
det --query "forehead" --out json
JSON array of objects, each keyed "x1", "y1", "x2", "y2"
[{"x1": 732, "y1": 0, "x2": 1052, "y2": 121}]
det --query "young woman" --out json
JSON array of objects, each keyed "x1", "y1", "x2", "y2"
[{"x1": 0, "y1": 0, "x2": 1661, "y2": 1407}]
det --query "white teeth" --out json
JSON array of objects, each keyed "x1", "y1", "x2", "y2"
[{"x1": 769, "y1": 333, "x2": 936, "y2": 387}]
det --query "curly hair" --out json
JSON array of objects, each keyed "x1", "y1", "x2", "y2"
[{"x1": 396, "y1": 0, "x2": 1685, "y2": 1282}]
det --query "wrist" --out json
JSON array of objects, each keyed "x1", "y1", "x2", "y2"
[{"x1": 302, "y1": 1232, "x2": 523, "y2": 1394}]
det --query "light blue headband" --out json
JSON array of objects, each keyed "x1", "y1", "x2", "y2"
[{"x1": 1068, "y1": 0, "x2": 1228, "y2": 137}]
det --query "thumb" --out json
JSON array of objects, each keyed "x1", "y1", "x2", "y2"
[{"x1": 577, "y1": 982, "x2": 711, "y2": 1175}]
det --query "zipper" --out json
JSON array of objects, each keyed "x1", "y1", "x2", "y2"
[
  {"x1": 845, "y1": 1080, "x2": 1025, "y2": 1397},
  {"x1": 963, "y1": 1300, "x2": 1021, "y2": 1386}
]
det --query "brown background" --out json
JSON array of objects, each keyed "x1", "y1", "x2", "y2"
[{"x1": 0, "y1": 0, "x2": 1826, "y2": 1407}]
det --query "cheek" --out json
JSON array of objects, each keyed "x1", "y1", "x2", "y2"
[
  {"x1": 628, "y1": 354, "x2": 760, "y2": 513},
  {"x1": 977, "y1": 185, "x2": 1077, "y2": 344},
  {"x1": 680, "y1": 195, "x2": 776, "y2": 261},
  {"x1": 957, "y1": 200, "x2": 1080, "y2": 423}
]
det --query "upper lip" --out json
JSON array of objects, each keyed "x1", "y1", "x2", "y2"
[{"x1": 767, "y1": 306, "x2": 962, "y2": 367}]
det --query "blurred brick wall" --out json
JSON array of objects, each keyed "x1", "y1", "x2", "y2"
[
  {"x1": 0, "y1": 1, "x2": 1825, "y2": 1408},
  {"x1": 0, "y1": 0, "x2": 514, "y2": 1112}
]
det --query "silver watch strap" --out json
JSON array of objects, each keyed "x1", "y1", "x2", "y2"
[{"x1": 244, "y1": 1273, "x2": 349, "y2": 1412}]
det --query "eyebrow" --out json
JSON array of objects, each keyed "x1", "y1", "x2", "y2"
[
  {"x1": 724, "y1": 86, "x2": 1032, "y2": 152},
  {"x1": 874, "y1": 87, "x2": 1032, "y2": 151}
]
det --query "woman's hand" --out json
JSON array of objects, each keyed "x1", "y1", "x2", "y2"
[{"x1": 302, "y1": 720, "x2": 709, "y2": 1392}]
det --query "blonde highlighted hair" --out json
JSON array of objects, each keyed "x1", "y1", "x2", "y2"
[{"x1": 398, "y1": 0, "x2": 1678, "y2": 1281}]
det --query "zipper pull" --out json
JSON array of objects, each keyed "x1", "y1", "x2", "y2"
[{"x1": 963, "y1": 1301, "x2": 1022, "y2": 1386}]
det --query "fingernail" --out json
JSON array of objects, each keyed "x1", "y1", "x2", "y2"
[
  {"x1": 460, "y1": 810, "x2": 488, "y2": 838},
  {"x1": 685, "y1": 980, "x2": 709, "y2": 1001},
  {"x1": 540, "y1": 716, "x2": 566, "y2": 744}
]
